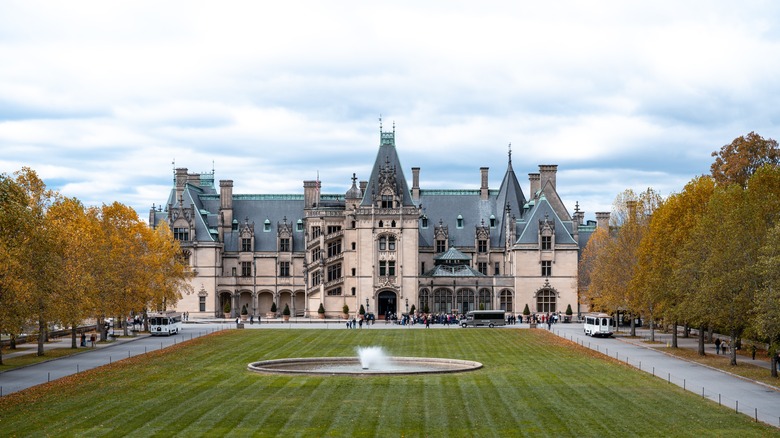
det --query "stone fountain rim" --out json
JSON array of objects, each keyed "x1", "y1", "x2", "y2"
[{"x1": 247, "y1": 356, "x2": 483, "y2": 376}]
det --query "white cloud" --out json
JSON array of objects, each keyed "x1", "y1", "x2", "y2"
[{"x1": 0, "y1": 1, "x2": 778, "y2": 222}]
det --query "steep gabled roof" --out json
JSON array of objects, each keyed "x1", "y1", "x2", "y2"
[
  {"x1": 515, "y1": 194, "x2": 577, "y2": 246},
  {"x1": 496, "y1": 152, "x2": 526, "y2": 246},
  {"x1": 360, "y1": 129, "x2": 414, "y2": 207}
]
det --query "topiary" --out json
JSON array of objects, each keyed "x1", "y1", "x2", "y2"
[
  {"x1": 270, "y1": 302, "x2": 277, "y2": 313},
  {"x1": 283, "y1": 304, "x2": 291, "y2": 316},
  {"x1": 318, "y1": 303, "x2": 326, "y2": 314}
]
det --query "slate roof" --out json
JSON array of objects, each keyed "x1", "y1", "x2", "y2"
[
  {"x1": 515, "y1": 194, "x2": 577, "y2": 246},
  {"x1": 360, "y1": 130, "x2": 415, "y2": 207}
]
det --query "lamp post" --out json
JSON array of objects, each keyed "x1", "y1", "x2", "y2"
[
  {"x1": 366, "y1": 298, "x2": 369, "y2": 314},
  {"x1": 405, "y1": 298, "x2": 409, "y2": 313}
]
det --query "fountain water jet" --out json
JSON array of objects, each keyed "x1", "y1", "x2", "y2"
[{"x1": 357, "y1": 346, "x2": 390, "y2": 370}]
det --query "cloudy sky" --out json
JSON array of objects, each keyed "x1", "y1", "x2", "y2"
[{"x1": 1, "y1": 1, "x2": 778, "y2": 220}]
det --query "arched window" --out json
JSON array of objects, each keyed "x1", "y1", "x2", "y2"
[
  {"x1": 456, "y1": 289, "x2": 475, "y2": 313},
  {"x1": 500, "y1": 290, "x2": 513, "y2": 312},
  {"x1": 536, "y1": 289, "x2": 556, "y2": 313},
  {"x1": 478, "y1": 288, "x2": 492, "y2": 310},
  {"x1": 419, "y1": 289, "x2": 430, "y2": 312},
  {"x1": 456, "y1": 214, "x2": 464, "y2": 229},
  {"x1": 433, "y1": 288, "x2": 453, "y2": 314}
]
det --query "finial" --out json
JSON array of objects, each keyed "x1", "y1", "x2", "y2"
[
  {"x1": 379, "y1": 114, "x2": 383, "y2": 132},
  {"x1": 351, "y1": 173, "x2": 357, "y2": 185},
  {"x1": 508, "y1": 143, "x2": 512, "y2": 164},
  {"x1": 393, "y1": 120, "x2": 395, "y2": 135},
  {"x1": 574, "y1": 201, "x2": 580, "y2": 213}
]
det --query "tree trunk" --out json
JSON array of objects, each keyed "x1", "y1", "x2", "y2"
[
  {"x1": 37, "y1": 314, "x2": 46, "y2": 356},
  {"x1": 707, "y1": 326, "x2": 713, "y2": 343},
  {"x1": 650, "y1": 318, "x2": 655, "y2": 342},
  {"x1": 671, "y1": 320, "x2": 678, "y2": 348},
  {"x1": 10, "y1": 334, "x2": 16, "y2": 349},
  {"x1": 71, "y1": 325, "x2": 78, "y2": 349},
  {"x1": 729, "y1": 330, "x2": 738, "y2": 366},
  {"x1": 630, "y1": 313, "x2": 636, "y2": 337},
  {"x1": 99, "y1": 317, "x2": 107, "y2": 342},
  {"x1": 771, "y1": 354, "x2": 778, "y2": 378},
  {"x1": 683, "y1": 322, "x2": 689, "y2": 338},
  {"x1": 697, "y1": 325, "x2": 705, "y2": 356}
]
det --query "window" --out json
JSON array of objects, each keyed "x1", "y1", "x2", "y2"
[
  {"x1": 351, "y1": 268, "x2": 356, "y2": 276},
  {"x1": 381, "y1": 195, "x2": 393, "y2": 208},
  {"x1": 241, "y1": 238, "x2": 252, "y2": 252},
  {"x1": 536, "y1": 289, "x2": 556, "y2": 313},
  {"x1": 327, "y1": 240, "x2": 342, "y2": 258},
  {"x1": 379, "y1": 236, "x2": 386, "y2": 251},
  {"x1": 489, "y1": 215, "x2": 496, "y2": 228},
  {"x1": 311, "y1": 270, "x2": 321, "y2": 286},
  {"x1": 479, "y1": 289, "x2": 492, "y2": 310},
  {"x1": 494, "y1": 262, "x2": 500, "y2": 275},
  {"x1": 379, "y1": 260, "x2": 395, "y2": 276},
  {"x1": 351, "y1": 287, "x2": 356, "y2": 296},
  {"x1": 478, "y1": 262, "x2": 487, "y2": 275},
  {"x1": 541, "y1": 235, "x2": 552, "y2": 250},
  {"x1": 279, "y1": 261, "x2": 290, "y2": 277},
  {"x1": 231, "y1": 267, "x2": 236, "y2": 277},
  {"x1": 264, "y1": 219, "x2": 271, "y2": 232},
  {"x1": 391, "y1": 220, "x2": 396, "y2": 227},
  {"x1": 421, "y1": 262, "x2": 425, "y2": 273},
  {"x1": 231, "y1": 220, "x2": 238, "y2": 231},
  {"x1": 436, "y1": 239, "x2": 446, "y2": 253},
  {"x1": 327, "y1": 287, "x2": 342, "y2": 296},
  {"x1": 327, "y1": 264, "x2": 342, "y2": 282},
  {"x1": 327, "y1": 225, "x2": 341, "y2": 234},
  {"x1": 174, "y1": 227, "x2": 189, "y2": 241},
  {"x1": 388, "y1": 236, "x2": 396, "y2": 250},
  {"x1": 421, "y1": 217, "x2": 428, "y2": 229},
  {"x1": 500, "y1": 290, "x2": 513, "y2": 312},
  {"x1": 279, "y1": 238, "x2": 290, "y2": 252},
  {"x1": 199, "y1": 295, "x2": 206, "y2": 312},
  {"x1": 311, "y1": 248, "x2": 321, "y2": 263},
  {"x1": 378, "y1": 220, "x2": 384, "y2": 228},
  {"x1": 351, "y1": 242, "x2": 356, "y2": 250},
  {"x1": 296, "y1": 219, "x2": 303, "y2": 232},
  {"x1": 542, "y1": 260, "x2": 552, "y2": 277},
  {"x1": 311, "y1": 226, "x2": 321, "y2": 238},
  {"x1": 456, "y1": 215, "x2": 464, "y2": 229},
  {"x1": 241, "y1": 261, "x2": 252, "y2": 277},
  {"x1": 478, "y1": 239, "x2": 487, "y2": 253}
]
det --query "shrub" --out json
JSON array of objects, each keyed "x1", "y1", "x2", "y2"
[
  {"x1": 223, "y1": 301, "x2": 231, "y2": 314},
  {"x1": 270, "y1": 302, "x2": 277, "y2": 313},
  {"x1": 342, "y1": 304, "x2": 349, "y2": 314},
  {"x1": 318, "y1": 303, "x2": 325, "y2": 314},
  {"x1": 283, "y1": 304, "x2": 291, "y2": 316}
]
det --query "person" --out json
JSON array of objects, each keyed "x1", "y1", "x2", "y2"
[
  {"x1": 358, "y1": 318, "x2": 363, "y2": 329},
  {"x1": 722, "y1": 340, "x2": 729, "y2": 354},
  {"x1": 250, "y1": 315, "x2": 254, "y2": 325},
  {"x1": 715, "y1": 338, "x2": 721, "y2": 354},
  {"x1": 750, "y1": 344, "x2": 757, "y2": 360},
  {"x1": 425, "y1": 316, "x2": 430, "y2": 328},
  {"x1": 80, "y1": 332, "x2": 86, "y2": 347},
  {"x1": 90, "y1": 333, "x2": 96, "y2": 348}
]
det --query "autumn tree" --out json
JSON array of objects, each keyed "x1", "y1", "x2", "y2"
[
  {"x1": 711, "y1": 132, "x2": 780, "y2": 188},
  {"x1": 755, "y1": 222, "x2": 780, "y2": 377},
  {"x1": 633, "y1": 176, "x2": 714, "y2": 347}
]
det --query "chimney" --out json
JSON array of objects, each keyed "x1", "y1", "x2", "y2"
[
  {"x1": 175, "y1": 168, "x2": 188, "y2": 203},
  {"x1": 411, "y1": 167, "x2": 420, "y2": 201},
  {"x1": 626, "y1": 200, "x2": 638, "y2": 221},
  {"x1": 218, "y1": 180, "x2": 234, "y2": 241},
  {"x1": 360, "y1": 180, "x2": 367, "y2": 196},
  {"x1": 539, "y1": 165, "x2": 558, "y2": 191},
  {"x1": 528, "y1": 173, "x2": 541, "y2": 198},
  {"x1": 480, "y1": 167, "x2": 489, "y2": 200},
  {"x1": 304, "y1": 180, "x2": 320, "y2": 209},
  {"x1": 596, "y1": 212, "x2": 611, "y2": 230}
]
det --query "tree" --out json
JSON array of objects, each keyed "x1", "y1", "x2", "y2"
[
  {"x1": 522, "y1": 303, "x2": 530, "y2": 317},
  {"x1": 755, "y1": 222, "x2": 780, "y2": 377},
  {"x1": 633, "y1": 176, "x2": 715, "y2": 346},
  {"x1": 711, "y1": 132, "x2": 780, "y2": 188},
  {"x1": 359, "y1": 304, "x2": 366, "y2": 316}
]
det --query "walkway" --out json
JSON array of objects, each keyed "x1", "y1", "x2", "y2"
[{"x1": 547, "y1": 323, "x2": 780, "y2": 427}]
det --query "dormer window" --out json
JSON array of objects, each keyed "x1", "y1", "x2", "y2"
[
  {"x1": 381, "y1": 195, "x2": 393, "y2": 208},
  {"x1": 541, "y1": 235, "x2": 552, "y2": 250},
  {"x1": 296, "y1": 219, "x2": 303, "y2": 232},
  {"x1": 478, "y1": 239, "x2": 488, "y2": 253},
  {"x1": 279, "y1": 238, "x2": 290, "y2": 252},
  {"x1": 241, "y1": 237, "x2": 252, "y2": 252},
  {"x1": 421, "y1": 216, "x2": 429, "y2": 229},
  {"x1": 489, "y1": 215, "x2": 496, "y2": 228},
  {"x1": 173, "y1": 227, "x2": 189, "y2": 241},
  {"x1": 456, "y1": 215, "x2": 464, "y2": 229},
  {"x1": 264, "y1": 219, "x2": 271, "y2": 232},
  {"x1": 231, "y1": 219, "x2": 238, "y2": 231}
]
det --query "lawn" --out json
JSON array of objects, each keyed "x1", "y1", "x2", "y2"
[{"x1": 0, "y1": 328, "x2": 775, "y2": 437}]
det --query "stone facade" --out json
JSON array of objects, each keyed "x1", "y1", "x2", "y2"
[{"x1": 150, "y1": 126, "x2": 608, "y2": 320}]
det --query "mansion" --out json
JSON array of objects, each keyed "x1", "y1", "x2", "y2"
[{"x1": 149, "y1": 126, "x2": 609, "y2": 320}]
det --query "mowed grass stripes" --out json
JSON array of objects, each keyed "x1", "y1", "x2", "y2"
[{"x1": 0, "y1": 328, "x2": 775, "y2": 437}]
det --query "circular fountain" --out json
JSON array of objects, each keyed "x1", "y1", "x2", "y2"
[{"x1": 248, "y1": 346, "x2": 482, "y2": 376}]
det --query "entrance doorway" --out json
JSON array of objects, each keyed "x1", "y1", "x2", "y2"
[{"x1": 377, "y1": 291, "x2": 397, "y2": 320}]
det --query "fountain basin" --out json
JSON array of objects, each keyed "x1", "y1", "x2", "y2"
[{"x1": 247, "y1": 356, "x2": 482, "y2": 376}]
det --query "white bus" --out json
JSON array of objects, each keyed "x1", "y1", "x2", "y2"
[
  {"x1": 149, "y1": 312, "x2": 183, "y2": 336},
  {"x1": 583, "y1": 313, "x2": 613, "y2": 337},
  {"x1": 461, "y1": 310, "x2": 506, "y2": 328}
]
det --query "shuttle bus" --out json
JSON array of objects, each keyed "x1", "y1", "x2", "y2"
[
  {"x1": 149, "y1": 312, "x2": 183, "y2": 336},
  {"x1": 583, "y1": 313, "x2": 613, "y2": 337},
  {"x1": 461, "y1": 310, "x2": 506, "y2": 328}
]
